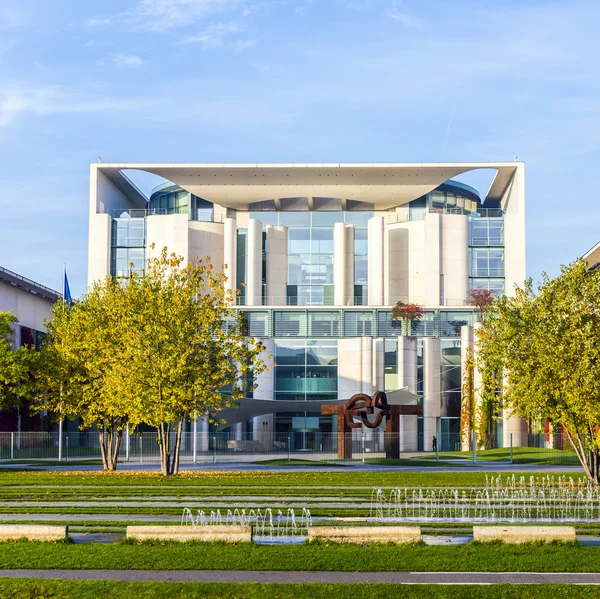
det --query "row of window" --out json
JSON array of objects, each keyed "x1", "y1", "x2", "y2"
[{"x1": 241, "y1": 309, "x2": 477, "y2": 339}]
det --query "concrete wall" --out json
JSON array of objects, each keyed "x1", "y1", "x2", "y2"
[
  {"x1": 246, "y1": 219, "x2": 262, "y2": 306},
  {"x1": 188, "y1": 221, "x2": 224, "y2": 270},
  {"x1": 442, "y1": 214, "x2": 469, "y2": 306},
  {"x1": 223, "y1": 217, "x2": 237, "y2": 299},
  {"x1": 337, "y1": 337, "x2": 364, "y2": 400},
  {"x1": 0, "y1": 525, "x2": 67, "y2": 541},
  {"x1": 127, "y1": 525, "x2": 252, "y2": 542},
  {"x1": 146, "y1": 213, "x2": 189, "y2": 262},
  {"x1": 367, "y1": 216, "x2": 384, "y2": 305},
  {"x1": 397, "y1": 336, "x2": 418, "y2": 450},
  {"x1": 88, "y1": 168, "x2": 141, "y2": 286},
  {"x1": 473, "y1": 526, "x2": 575, "y2": 544},
  {"x1": 309, "y1": 526, "x2": 421, "y2": 544},
  {"x1": 424, "y1": 213, "x2": 442, "y2": 306},
  {"x1": 344, "y1": 225, "x2": 355, "y2": 304},
  {"x1": 502, "y1": 164, "x2": 526, "y2": 297},
  {"x1": 266, "y1": 225, "x2": 288, "y2": 305},
  {"x1": 423, "y1": 338, "x2": 440, "y2": 451},
  {"x1": 0, "y1": 281, "x2": 54, "y2": 333},
  {"x1": 333, "y1": 222, "x2": 347, "y2": 306},
  {"x1": 252, "y1": 338, "x2": 275, "y2": 440}
]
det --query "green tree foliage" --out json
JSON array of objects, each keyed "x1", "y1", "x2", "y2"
[
  {"x1": 35, "y1": 278, "x2": 132, "y2": 471},
  {"x1": 478, "y1": 260, "x2": 600, "y2": 481},
  {"x1": 110, "y1": 249, "x2": 268, "y2": 476},
  {"x1": 0, "y1": 311, "x2": 38, "y2": 412}
]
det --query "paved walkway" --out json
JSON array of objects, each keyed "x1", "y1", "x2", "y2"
[{"x1": 1, "y1": 570, "x2": 600, "y2": 584}]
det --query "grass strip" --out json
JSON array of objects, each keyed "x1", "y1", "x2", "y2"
[
  {"x1": 0, "y1": 581, "x2": 598, "y2": 599},
  {"x1": 0, "y1": 471, "x2": 584, "y2": 489},
  {"x1": 0, "y1": 540, "x2": 599, "y2": 572}
]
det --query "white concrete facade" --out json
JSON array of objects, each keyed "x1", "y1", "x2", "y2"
[{"x1": 87, "y1": 162, "x2": 527, "y2": 449}]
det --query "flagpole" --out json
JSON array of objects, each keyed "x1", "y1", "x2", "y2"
[{"x1": 58, "y1": 264, "x2": 66, "y2": 462}]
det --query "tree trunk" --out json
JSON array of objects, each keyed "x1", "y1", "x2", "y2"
[
  {"x1": 106, "y1": 427, "x2": 114, "y2": 470},
  {"x1": 172, "y1": 418, "x2": 184, "y2": 475},
  {"x1": 111, "y1": 429, "x2": 123, "y2": 471},
  {"x1": 98, "y1": 427, "x2": 108, "y2": 470},
  {"x1": 157, "y1": 422, "x2": 173, "y2": 476}
]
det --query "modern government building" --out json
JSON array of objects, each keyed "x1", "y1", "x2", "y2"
[{"x1": 87, "y1": 162, "x2": 526, "y2": 451}]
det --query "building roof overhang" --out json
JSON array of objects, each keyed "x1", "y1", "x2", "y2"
[{"x1": 94, "y1": 162, "x2": 521, "y2": 211}]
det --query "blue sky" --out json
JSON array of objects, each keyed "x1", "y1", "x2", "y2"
[{"x1": 0, "y1": 0, "x2": 598, "y2": 297}]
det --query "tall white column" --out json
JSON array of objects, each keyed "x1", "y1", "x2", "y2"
[
  {"x1": 503, "y1": 409, "x2": 528, "y2": 448},
  {"x1": 224, "y1": 217, "x2": 237, "y2": 302},
  {"x1": 333, "y1": 222, "x2": 347, "y2": 306},
  {"x1": 252, "y1": 338, "x2": 274, "y2": 441},
  {"x1": 266, "y1": 225, "x2": 288, "y2": 305},
  {"x1": 337, "y1": 338, "x2": 363, "y2": 400},
  {"x1": 372, "y1": 338, "x2": 385, "y2": 392},
  {"x1": 246, "y1": 218, "x2": 263, "y2": 306},
  {"x1": 425, "y1": 213, "x2": 442, "y2": 306},
  {"x1": 360, "y1": 336, "x2": 373, "y2": 396},
  {"x1": 368, "y1": 216, "x2": 385, "y2": 306},
  {"x1": 344, "y1": 225, "x2": 355, "y2": 304},
  {"x1": 398, "y1": 337, "x2": 418, "y2": 451},
  {"x1": 502, "y1": 164, "x2": 526, "y2": 298},
  {"x1": 442, "y1": 214, "x2": 469, "y2": 306},
  {"x1": 423, "y1": 338, "x2": 441, "y2": 451}
]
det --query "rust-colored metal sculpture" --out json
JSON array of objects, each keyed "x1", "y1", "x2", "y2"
[{"x1": 322, "y1": 391, "x2": 421, "y2": 459}]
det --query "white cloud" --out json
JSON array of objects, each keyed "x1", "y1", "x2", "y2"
[
  {"x1": 180, "y1": 21, "x2": 255, "y2": 49},
  {"x1": 82, "y1": 0, "x2": 246, "y2": 32},
  {"x1": 386, "y1": 1, "x2": 422, "y2": 27},
  {"x1": 0, "y1": 86, "x2": 146, "y2": 128},
  {"x1": 111, "y1": 53, "x2": 147, "y2": 68}
]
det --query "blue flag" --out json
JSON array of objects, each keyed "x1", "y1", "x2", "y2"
[{"x1": 64, "y1": 270, "x2": 73, "y2": 305}]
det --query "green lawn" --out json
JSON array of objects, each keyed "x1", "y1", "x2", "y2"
[
  {"x1": 0, "y1": 470, "x2": 581, "y2": 489},
  {"x1": 0, "y1": 581, "x2": 596, "y2": 599},
  {"x1": 0, "y1": 540, "x2": 598, "y2": 573},
  {"x1": 423, "y1": 446, "x2": 580, "y2": 466}
]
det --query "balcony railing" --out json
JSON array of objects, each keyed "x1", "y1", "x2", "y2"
[{"x1": 110, "y1": 209, "x2": 226, "y2": 223}]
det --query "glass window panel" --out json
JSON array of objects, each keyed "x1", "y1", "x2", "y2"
[
  {"x1": 273, "y1": 312, "x2": 307, "y2": 336},
  {"x1": 354, "y1": 256, "x2": 368, "y2": 284},
  {"x1": 249, "y1": 212, "x2": 279, "y2": 226},
  {"x1": 278, "y1": 212, "x2": 310, "y2": 227},
  {"x1": 306, "y1": 340, "x2": 338, "y2": 366},
  {"x1": 275, "y1": 341, "x2": 305, "y2": 364},
  {"x1": 311, "y1": 228, "x2": 334, "y2": 254},
  {"x1": 344, "y1": 212, "x2": 372, "y2": 226},
  {"x1": 488, "y1": 220, "x2": 504, "y2": 245},
  {"x1": 311, "y1": 212, "x2": 342, "y2": 227},
  {"x1": 308, "y1": 312, "x2": 339, "y2": 336}
]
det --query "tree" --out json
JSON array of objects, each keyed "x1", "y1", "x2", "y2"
[
  {"x1": 0, "y1": 311, "x2": 38, "y2": 413},
  {"x1": 477, "y1": 260, "x2": 600, "y2": 482},
  {"x1": 35, "y1": 278, "x2": 132, "y2": 471},
  {"x1": 114, "y1": 249, "x2": 269, "y2": 476},
  {"x1": 460, "y1": 348, "x2": 475, "y2": 451},
  {"x1": 391, "y1": 301, "x2": 424, "y2": 336},
  {"x1": 467, "y1": 287, "x2": 495, "y2": 323}
]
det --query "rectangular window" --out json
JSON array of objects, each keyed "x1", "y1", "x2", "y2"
[
  {"x1": 344, "y1": 311, "x2": 374, "y2": 336},
  {"x1": 274, "y1": 340, "x2": 338, "y2": 400},
  {"x1": 273, "y1": 312, "x2": 307, "y2": 337},
  {"x1": 308, "y1": 312, "x2": 340, "y2": 337}
]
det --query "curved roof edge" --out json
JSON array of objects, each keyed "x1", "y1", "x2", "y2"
[{"x1": 94, "y1": 162, "x2": 522, "y2": 211}]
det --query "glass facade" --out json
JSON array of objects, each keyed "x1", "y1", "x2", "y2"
[
  {"x1": 249, "y1": 210, "x2": 372, "y2": 307},
  {"x1": 110, "y1": 215, "x2": 145, "y2": 278},
  {"x1": 274, "y1": 340, "x2": 338, "y2": 402},
  {"x1": 469, "y1": 216, "x2": 504, "y2": 294},
  {"x1": 148, "y1": 183, "x2": 214, "y2": 221}
]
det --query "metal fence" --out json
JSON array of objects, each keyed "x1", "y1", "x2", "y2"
[{"x1": 0, "y1": 431, "x2": 583, "y2": 466}]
